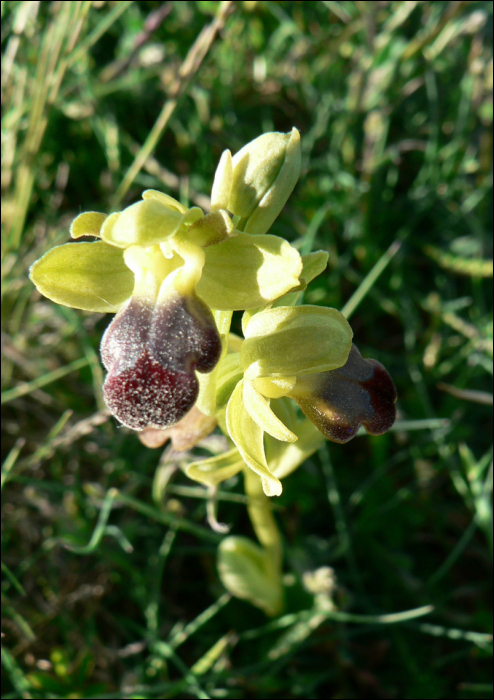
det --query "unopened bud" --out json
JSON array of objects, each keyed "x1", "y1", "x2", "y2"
[{"x1": 228, "y1": 128, "x2": 301, "y2": 235}]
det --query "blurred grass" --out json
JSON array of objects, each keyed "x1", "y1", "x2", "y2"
[{"x1": 1, "y1": 1, "x2": 492, "y2": 698}]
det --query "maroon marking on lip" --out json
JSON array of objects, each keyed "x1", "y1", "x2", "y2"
[
  {"x1": 103, "y1": 350, "x2": 198, "y2": 430},
  {"x1": 360, "y1": 361, "x2": 397, "y2": 436}
]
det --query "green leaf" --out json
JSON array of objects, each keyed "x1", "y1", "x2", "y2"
[
  {"x1": 242, "y1": 305, "x2": 353, "y2": 379},
  {"x1": 29, "y1": 241, "x2": 134, "y2": 312},
  {"x1": 196, "y1": 233, "x2": 302, "y2": 310},
  {"x1": 226, "y1": 380, "x2": 282, "y2": 497},
  {"x1": 184, "y1": 447, "x2": 244, "y2": 487},
  {"x1": 218, "y1": 536, "x2": 284, "y2": 616}
]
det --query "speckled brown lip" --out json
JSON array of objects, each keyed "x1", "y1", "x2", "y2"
[{"x1": 101, "y1": 293, "x2": 221, "y2": 430}]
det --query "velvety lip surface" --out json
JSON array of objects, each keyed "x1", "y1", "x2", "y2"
[{"x1": 101, "y1": 294, "x2": 221, "y2": 429}]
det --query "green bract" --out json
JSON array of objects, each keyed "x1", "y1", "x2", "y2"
[{"x1": 217, "y1": 536, "x2": 284, "y2": 616}]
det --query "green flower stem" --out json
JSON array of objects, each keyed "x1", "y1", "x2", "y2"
[{"x1": 244, "y1": 467, "x2": 282, "y2": 574}]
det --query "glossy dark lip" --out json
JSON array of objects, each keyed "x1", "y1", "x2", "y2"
[{"x1": 291, "y1": 345, "x2": 397, "y2": 444}]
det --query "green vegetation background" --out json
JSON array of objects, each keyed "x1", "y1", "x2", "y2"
[{"x1": 1, "y1": 1, "x2": 492, "y2": 698}]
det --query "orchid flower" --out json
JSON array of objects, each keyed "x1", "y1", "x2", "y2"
[{"x1": 30, "y1": 131, "x2": 304, "y2": 430}]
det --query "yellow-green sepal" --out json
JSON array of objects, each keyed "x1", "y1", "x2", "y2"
[
  {"x1": 218, "y1": 536, "x2": 284, "y2": 616},
  {"x1": 274, "y1": 250, "x2": 329, "y2": 307},
  {"x1": 226, "y1": 380, "x2": 282, "y2": 497},
  {"x1": 300, "y1": 250, "x2": 329, "y2": 284},
  {"x1": 242, "y1": 305, "x2": 353, "y2": 380},
  {"x1": 196, "y1": 233, "x2": 302, "y2": 310},
  {"x1": 184, "y1": 447, "x2": 244, "y2": 487},
  {"x1": 142, "y1": 189, "x2": 189, "y2": 213},
  {"x1": 215, "y1": 352, "x2": 244, "y2": 408},
  {"x1": 29, "y1": 241, "x2": 134, "y2": 312}
]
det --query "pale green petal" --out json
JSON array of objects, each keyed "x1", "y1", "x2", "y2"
[
  {"x1": 210, "y1": 149, "x2": 233, "y2": 212},
  {"x1": 167, "y1": 235, "x2": 205, "y2": 296},
  {"x1": 243, "y1": 379, "x2": 297, "y2": 443},
  {"x1": 124, "y1": 245, "x2": 177, "y2": 303},
  {"x1": 70, "y1": 211, "x2": 107, "y2": 238},
  {"x1": 242, "y1": 305, "x2": 353, "y2": 379},
  {"x1": 226, "y1": 381, "x2": 282, "y2": 497},
  {"x1": 29, "y1": 241, "x2": 134, "y2": 312},
  {"x1": 196, "y1": 233, "x2": 302, "y2": 310},
  {"x1": 265, "y1": 399, "x2": 325, "y2": 480},
  {"x1": 229, "y1": 128, "x2": 301, "y2": 235},
  {"x1": 184, "y1": 447, "x2": 244, "y2": 487},
  {"x1": 101, "y1": 199, "x2": 203, "y2": 248},
  {"x1": 142, "y1": 189, "x2": 189, "y2": 213},
  {"x1": 218, "y1": 536, "x2": 284, "y2": 616}
]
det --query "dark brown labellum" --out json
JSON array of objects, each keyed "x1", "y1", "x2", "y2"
[
  {"x1": 291, "y1": 344, "x2": 397, "y2": 444},
  {"x1": 101, "y1": 293, "x2": 222, "y2": 430}
]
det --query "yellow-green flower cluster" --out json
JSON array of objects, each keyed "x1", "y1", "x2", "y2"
[{"x1": 30, "y1": 128, "x2": 396, "y2": 499}]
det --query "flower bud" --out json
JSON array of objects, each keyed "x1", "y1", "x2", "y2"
[
  {"x1": 101, "y1": 292, "x2": 222, "y2": 430},
  {"x1": 289, "y1": 345, "x2": 397, "y2": 443},
  {"x1": 228, "y1": 128, "x2": 301, "y2": 235}
]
